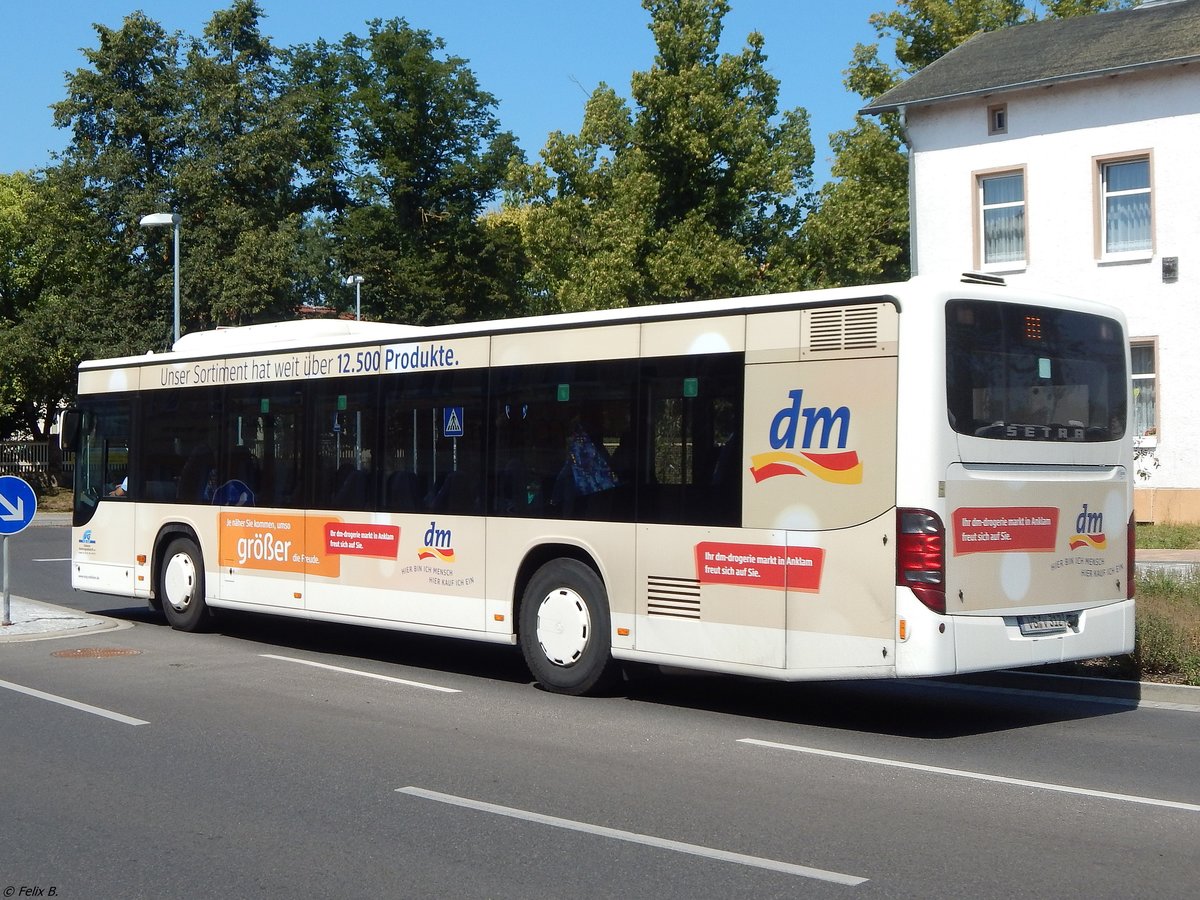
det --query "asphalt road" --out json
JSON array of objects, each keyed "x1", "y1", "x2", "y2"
[{"x1": 2, "y1": 525, "x2": 1198, "y2": 899}]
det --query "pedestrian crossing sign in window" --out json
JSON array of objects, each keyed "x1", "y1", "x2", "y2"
[{"x1": 443, "y1": 406, "x2": 464, "y2": 438}]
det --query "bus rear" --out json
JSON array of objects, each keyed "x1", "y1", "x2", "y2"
[{"x1": 895, "y1": 282, "x2": 1134, "y2": 675}]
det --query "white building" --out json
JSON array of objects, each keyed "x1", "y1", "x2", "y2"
[{"x1": 863, "y1": 0, "x2": 1200, "y2": 522}]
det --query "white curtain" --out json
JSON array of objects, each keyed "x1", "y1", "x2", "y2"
[
  {"x1": 982, "y1": 174, "x2": 1025, "y2": 264},
  {"x1": 1105, "y1": 160, "x2": 1151, "y2": 253}
]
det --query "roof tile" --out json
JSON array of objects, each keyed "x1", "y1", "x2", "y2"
[{"x1": 862, "y1": 0, "x2": 1200, "y2": 114}]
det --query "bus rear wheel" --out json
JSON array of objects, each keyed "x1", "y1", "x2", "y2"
[
  {"x1": 519, "y1": 558, "x2": 618, "y2": 696},
  {"x1": 159, "y1": 537, "x2": 212, "y2": 632}
]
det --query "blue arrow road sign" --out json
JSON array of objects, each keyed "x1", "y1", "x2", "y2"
[{"x1": 0, "y1": 475, "x2": 37, "y2": 535}]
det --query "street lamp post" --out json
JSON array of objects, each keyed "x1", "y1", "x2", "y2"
[
  {"x1": 345, "y1": 274, "x2": 364, "y2": 321},
  {"x1": 139, "y1": 212, "x2": 182, "y2": 345}
]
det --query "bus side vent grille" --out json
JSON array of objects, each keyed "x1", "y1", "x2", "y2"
[
  {"x1": 646, "y1": 576, "x2": 702, "y2": 620},
  {"x1": 805, "y1": 305, "x2": 881, "y2": 353}
]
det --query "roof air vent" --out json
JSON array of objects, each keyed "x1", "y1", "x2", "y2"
[{"x1": 961, "y1": 272, "x2": 1007, "y2": 286}]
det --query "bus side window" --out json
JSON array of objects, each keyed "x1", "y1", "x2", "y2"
[
  {"x1": 490, "y1": 360, "x2": 635, "y2": 522},
  {"x1": 142, "y1": 387, "x2": 219, "y2": 504},
  {"x1": 72, "y1": 396, "x2": 133, "y2": 526},
  {"x1": 639, "y1": 354, "x2": 743, "y2": 527},
  {"x1": 312, "y1": 380, "x2": 376, "y2": 511},
  {"x1": 382, "y1": 370, "x2": 485, "y2": 516}
]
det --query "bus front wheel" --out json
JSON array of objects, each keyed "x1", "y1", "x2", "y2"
[
  {"x1": 519, "y1": 559, "x2": 618, "y2": 696},
  {"x1": 158, "y1": 537, "x2": 212, "y2": 632}
]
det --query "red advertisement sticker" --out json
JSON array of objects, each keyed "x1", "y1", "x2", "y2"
[
  {"x1": 324, "y1": 523, "x2": 401, "y2": 559},
  {"x1": 952, "y1": 507, "x2": 1059, "y2": 555},
  {"x1": 695, "y1": 541, "x2": 824, "y2": 592}
]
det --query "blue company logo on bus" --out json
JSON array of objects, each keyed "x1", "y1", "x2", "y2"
[
  {"x1": 749, "y1": 389, "x2": 863, "y2": 484},
  {"x1": 79, "y1": 529, "x2": 96, "y2": 545},
  {"x1": 418, "y1": 520, "x2": 456, "y2": 563},
  {"x1": 1068, "y1": 503, "x2": 1107, "y2": 551}
]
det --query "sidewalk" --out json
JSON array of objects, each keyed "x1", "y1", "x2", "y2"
[
  {"x1": 0, "y1": 596, "x2": 126, "y2": 642},
  {"x1": 1135, "y1": 548, "x2": 1200, "y2": 578}
]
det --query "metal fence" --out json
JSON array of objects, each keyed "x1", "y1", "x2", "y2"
[{"x1": 0, "y1": 441, "x2": 72, "y2": 487}]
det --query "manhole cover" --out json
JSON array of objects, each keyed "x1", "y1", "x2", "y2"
[{"x1": 52, "y1": 647, "x2": 142, "y2": 659}]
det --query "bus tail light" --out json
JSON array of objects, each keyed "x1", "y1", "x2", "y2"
[
  {"x1": 1127, "y1": 513, "x2": 1136, "y2": 601},
  {"x1": 897, "y1": 508, "x2": 946, "y2": 615}
]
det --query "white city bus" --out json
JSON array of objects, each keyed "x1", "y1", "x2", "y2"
[{"x1": 63, "y1": 275, "x2": 1135, "y2": 694}]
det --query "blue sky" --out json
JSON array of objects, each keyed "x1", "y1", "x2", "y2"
[{"x1": 0, "y1": 0, "x2": 889, "y2": 185}]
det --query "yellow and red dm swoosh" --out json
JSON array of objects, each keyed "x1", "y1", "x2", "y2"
[
  {"x1": 749, "y1": 450, "x2": 863, "y2": 485},
  {"x1": 1068, "y1": 533, "x2": 1107, "y2": 551},
  {"x1": 418, "y1": 547, "x2": 456, "y2": 563}
]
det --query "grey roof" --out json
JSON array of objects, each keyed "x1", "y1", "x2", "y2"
[{"x1": 862, "y1": 0, "x2": 1200, "y2": 115}]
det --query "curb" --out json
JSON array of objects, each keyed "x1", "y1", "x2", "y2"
[
  {"x1": 24, "y1": 511, "x2": 73, "y2": 528},
  {"x1": 1136, "y1": 561, "x2": 1200, "y2": 579},
  {"x1": 0, "y1": 596, "x2": 130, "y2": 643}
]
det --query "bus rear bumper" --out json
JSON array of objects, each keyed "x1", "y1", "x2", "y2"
[
  {"x1": 951, "y1": 598, "x2": 1135, "y2": 675},
  {"x1": 895, "y1": 591, "x2": 1134, "y2": 677}
]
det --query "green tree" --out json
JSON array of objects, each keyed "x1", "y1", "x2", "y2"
[
  {"x1": 6, "y1": 69, "x2": 194, "y2": 434},
  {"x1": 509, "y1": 0, "x2": 813, "y2": 311},
  {"x1": 51, "y1": 10, "x2": 185, "y2": 348},
  {"x1": 176, "y1": 0, "x2": 316, "y2": 327},
  {"x1": 0, "y1": 173, "x2": 43, "y2": 326},
  {"x1": 334, "y1": 18, "x2": 524, "y2": 325},
  {"x1": 0, "y1": 172, "x2": 48, "y2": 436},
  {"x1": 6, "y1": 3, "x2": 537, "y2": 438},
  {"x1": 802, "y1": 0, "x2": 1136, "y2": 287},
  {"x1": 0, "y1": 170, "x2": 119, "y2": 438},
  {"x1": 801, "y1": 44, "x2": 910, "y2": 288}
]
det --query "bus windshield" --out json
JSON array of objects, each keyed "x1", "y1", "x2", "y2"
[{"x1": 945, "y1": 299, "x2": 1127, "y2": 442}]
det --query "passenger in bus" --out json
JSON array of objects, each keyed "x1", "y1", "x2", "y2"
[
  {"x1": 179, "y1": 445, "x2": 217, "y2": 502},
  {"x1": 212, "y1": 478, "x2": 255, "y2": 506},
  {"x1": 552, "y1": 416, "x2": 618, "y2": 515},
  {"x1": 210, "y1": 444, "x2": 258, "y2": 506}
]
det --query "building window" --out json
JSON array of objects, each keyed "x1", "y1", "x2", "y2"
[
  {"x1": 1098, "y1": 154, "x2": 1152, "y2": 256},
  {"x1": 1131, "y1": 339, "x2": 1157, "y2": 443},
  {"x1": 987, "y1": 103, "x2": 1007, "y2": 135},
  {"x1": 977, "y1": 169, "x2": 1026, "y2": 267}
]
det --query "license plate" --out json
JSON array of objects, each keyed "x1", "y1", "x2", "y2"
[{"x1": 1018, "y1": 613, "x2": 1074, "y2": 636}]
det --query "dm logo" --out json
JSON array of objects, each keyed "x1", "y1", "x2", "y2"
[
  {"x1": 418, "y1": 520, "x2": 456, "y2": 563},
  {"x1": 1068, "y1": 504, "x2": 1107, "y2": 551},
  {"x1": 749, "y1": 389, "x2": 863, "y2": 484}
]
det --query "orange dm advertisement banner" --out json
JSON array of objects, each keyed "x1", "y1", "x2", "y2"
[
  {"x1": 218, "y1": 513, "x2": 400, "y2": 578},
  {"x1": 694, "y1": 541, "x2": 825, "y2": 592}
]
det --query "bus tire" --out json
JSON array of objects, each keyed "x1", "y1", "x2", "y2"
[
  {"x1": 159, "y1": 537, "x2": 212, "y2": 632},
  {"x1": 519, "y1": 558, "x2": 618, "y2": 696}
]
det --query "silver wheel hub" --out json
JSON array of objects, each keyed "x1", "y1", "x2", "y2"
[
  {"x1": 536, "y1": 587, "x2": 591, "y2": 667},
  {"x1": 163, "y1": 552, "x2": 197, "y2": 613}
]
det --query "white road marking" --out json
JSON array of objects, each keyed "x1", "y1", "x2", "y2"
[
  {"x1": 261, "y1": 654, "x2": 461, "y2": 693},
  {"x1": 739, "y1": 739, "x2": 1200, "y2": 813},
  {"x1": 396, "y1": 785, "x2": 868, "y2": 885},
  {"x1": 0, "y1": 678, "x2": 149, "y2": 726},
  {"x1": 33, "y1": 557, "x2": 71, "y2": 562}
]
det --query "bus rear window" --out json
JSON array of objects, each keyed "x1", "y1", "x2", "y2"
[{"x1": 946, "y1": 300, "x2": 1126, "y2": 442}]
